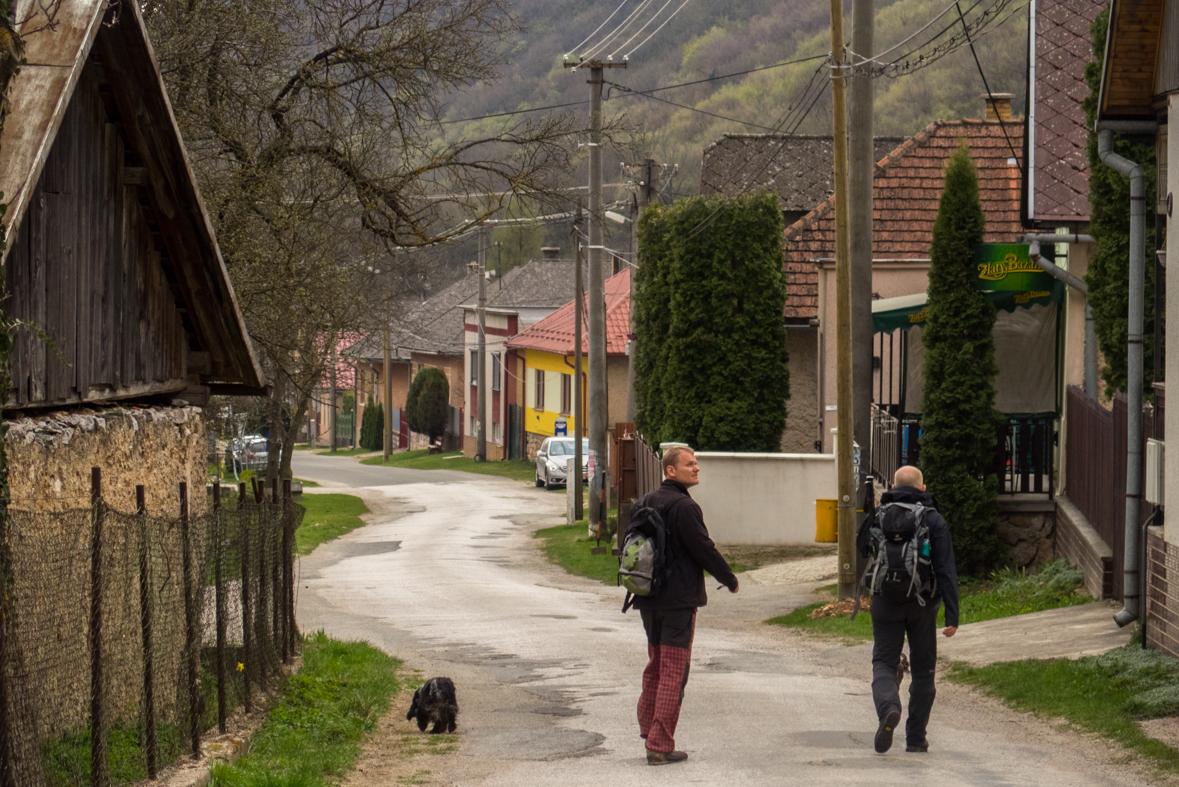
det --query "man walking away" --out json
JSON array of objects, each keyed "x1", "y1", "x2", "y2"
[
  {"x1": 857, "y1": 465, "x2": 958, "y2": 754},
  {"x1": 633, "y1": 446, "x2": 738, "y2": 766}
]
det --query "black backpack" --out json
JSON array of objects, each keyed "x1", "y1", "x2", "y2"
[
  {"x1": 860, "y1": 501, "x2": 937, "y2": 605},
  {"x1": 618, "y1": 495, "x2": 672, "y2": 613}
]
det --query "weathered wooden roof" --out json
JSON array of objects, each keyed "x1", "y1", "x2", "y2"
[
  {"x1": 0, "y1": 0, "x2": 264, "y2": 390},
  {"x1": 1097, "y1": 0, "x2": 1174, "y2": 119}
]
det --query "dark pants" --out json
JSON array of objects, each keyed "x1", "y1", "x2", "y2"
[{"x1": 870, "y1": 594, "x2": 940, "y2": 746}]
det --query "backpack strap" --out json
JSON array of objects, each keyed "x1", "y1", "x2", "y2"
[{"x1": 621, "y1": 591, "x2": 635, "y2": 614}]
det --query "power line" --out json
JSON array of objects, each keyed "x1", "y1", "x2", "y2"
[
  {"x1": 439, "y1": 52, "x2": 831, "y2": 126},
  {"x1": 580, "y1": 0, "x2": 657, "y2": 61},
  {"x1": 565, "y1": 0, "x2": 630, "y2": 57},
  {"x1": 954, "y1": 0, "x2": 1021, "y2": 163},
  {"x1": 604, "y1": 81, "x2": 784, "y2": 131},
  {"x1": 616, "y1": 0, "x2": 695, "y2": 60}
]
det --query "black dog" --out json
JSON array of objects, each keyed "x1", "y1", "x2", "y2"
[{"x1": 407, "y1": 677, "x2": 458, "y2": 734}]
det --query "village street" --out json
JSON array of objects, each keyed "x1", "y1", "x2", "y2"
[{"x1": 290, "y1": 454, "x2": 1158, "y2": 787}]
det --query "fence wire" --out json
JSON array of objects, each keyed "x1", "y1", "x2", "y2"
[{"x1": 0, "y1": 481, "x2": 304, "y2": 787}]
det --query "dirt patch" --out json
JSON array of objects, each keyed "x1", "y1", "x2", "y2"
[
  {"x1": 718, "y1": 543, "x2": 837, "y2": 569},
  {"x1": 1140, "y1": 718, "x2": 1179, "y2": 752},
  {"x1": 809, "y1": 597, "x2": 871, "y2": 618}
]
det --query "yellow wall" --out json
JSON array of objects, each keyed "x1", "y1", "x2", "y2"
[{"x1": 523, "y1": 348, "x2": 583, "y2": 437}]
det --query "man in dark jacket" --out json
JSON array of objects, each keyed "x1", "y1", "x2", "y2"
[
  {"x1": 857, "y1": 465, "x2": 959, "y2": 755},
  {"x1": 634, "y1": 446, "x2": 738, "y2": 766}
]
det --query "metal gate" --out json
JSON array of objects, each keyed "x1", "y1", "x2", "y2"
[
  {"x1": 506, "y1": 404, "x2": 524, "y2": 459},
  {"x1": 334, "y1": 412, "x2": 355, "y2": 448}
]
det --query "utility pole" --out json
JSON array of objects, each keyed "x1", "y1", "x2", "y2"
[
  {"x1": 382, "y1": 315, "x2": 392, "y2": 462},
  {"x1": 329, "y1": 345, "x2": 337, "y2": 453},
  {"x1": 625, "y1": 158, "x2": 657, "y2": 424},
  {"x1": 574, "y1": 199, "x2": 585, "y2": 520},
  {"x1": 850, "y1": 0, "x2": 875, "y2": 560},
  {"x1": 830, "y1": 0, "x2": 857, "y2": 600},
  {"x1": 476, "y1": 224, "x2": 488, "y2": 461},
  {"x1": 565, "y1": 57, "x2": 626, "y2": 533}
]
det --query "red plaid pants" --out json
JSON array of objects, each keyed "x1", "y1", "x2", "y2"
[{"x1": 637, "y1": 609, "x2": 696, "y2": 753}]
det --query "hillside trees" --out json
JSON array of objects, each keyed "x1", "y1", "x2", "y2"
[
  {"x1": 919, "y1": 144, "x2": 1003, "y2": 574},
  {"x1": 142, "y1": 0, "x2": 581, "y2": 484},
  {"x1": 633, "y1": 192, "x2": 789, "y2": 451},
  {"x1": 406, "y1": 367, "x2": 450, "y2": 442},
  {"x1": 1082, "y1": 5, "x2": 1161, "y2": 396}
]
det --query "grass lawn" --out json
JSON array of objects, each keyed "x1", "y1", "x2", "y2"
[
  {"x1": 950, "y1": 643, "x2": 1179, "y2": 774},
  {"x1": 209, "y1": 632, "x2": 402, "y2": 787},
  {"x1": 315, "y1": 447, "x2": 373, "y2": 457},
  {"x1": 360, "y1": 449, "x2": 539, "y2": 483},
  {"x1": 533, "y1": 523, "x2": 759, "y2": 587},
  {"x1": 766, "y1": 559, "x2": 1093, "y2": 643},
  {"x1": 296, "y1": 493, "x2": 370, "y2": 555}
]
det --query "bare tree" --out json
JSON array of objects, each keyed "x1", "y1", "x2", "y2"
[{"x1": 141, "y1": 0, "x2": 585, "y2": 481}]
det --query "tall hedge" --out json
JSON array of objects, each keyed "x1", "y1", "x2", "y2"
[
  {"x1": 359, "y1": 396, "x2": 384, "y2": 451},
  {"x1": 634, "y1": 191, "x2": 790, "y2": 451},
  {"x1": 1083, "y1": 4, "x2": 1161, "y2": 397},
  {"x1": 406, "y1": 367, "x2": 450, "y2": 441},
  {"x1": 919, "y1": 143, "x2": 1003, "y2": 574}
]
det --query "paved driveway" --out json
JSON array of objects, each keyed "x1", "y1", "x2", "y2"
[{"x1": 293, "y1": 455, "x2": 1156, "y2": 786}]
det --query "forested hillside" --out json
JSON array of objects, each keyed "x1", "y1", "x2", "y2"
[
  {"x1": 446, "y1": 0, "x2": 1027, "y2": 196},
  {"x1": 420, "y1": 0, "x2": 1028, "y2": 284}
]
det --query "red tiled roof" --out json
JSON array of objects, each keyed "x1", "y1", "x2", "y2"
[
  {"x1": 782, "y1": 119, "x2": 1025, "y2": 318},
  {"x1": 507, "y1": 269, "x2": 631, "y2": 355},
  {"x1": 1029, "y1": 0, "x2": 1103, "y2": 222}
]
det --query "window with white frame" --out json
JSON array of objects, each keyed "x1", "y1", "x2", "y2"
[
  {"x1": 492, "y1": 352, "x2": 502, "y2": 391},
  {"x1": 534, "y1": 369, "x2": 545, "y2": 410},
  {"x1": 470, "y1": 349, "x2": 478, "y2": 386}
]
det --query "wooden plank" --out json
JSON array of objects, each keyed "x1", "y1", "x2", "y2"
[{"x1": 2, "y1": 377, "x2": 188, "y2": 409}]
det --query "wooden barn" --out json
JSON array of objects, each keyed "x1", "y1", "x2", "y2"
[
  {"x1": 0, "y1": 0, "x2": 263, "y2": 411},
  {"x1": 0, "y1": 0, "x2": 264, "y2": 513}
]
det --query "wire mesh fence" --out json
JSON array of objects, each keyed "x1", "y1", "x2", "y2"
[{"x1": 0, "y1": 470, "x2": 304, "y2": 787}]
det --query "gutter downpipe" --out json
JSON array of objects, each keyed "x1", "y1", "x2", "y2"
[
  {"x1": 1023, "y1": 234, "x2": 1098, "y2": 397},
  {"x1": 1096, "y1": 119, "x2": 1157, "y2": 628}
]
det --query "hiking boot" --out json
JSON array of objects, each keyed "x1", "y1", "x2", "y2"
[
  {"x1": 874, "y1": 710, "x2": 901, "y2": 753},
  {"x1": 906, "y1": 739, "x2": 929, "y2": 753},
  {"x1": 647, "y1": 750, "x2": 688, "y2": 766}
]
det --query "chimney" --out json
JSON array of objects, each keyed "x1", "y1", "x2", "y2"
[
  {"x1": 467, "y1": 261, "x2": 478, "y2": 274},
  {"x1": 540, "y1": 247, "x2": 560, "y2": 260},
  {"x1": 982, "y1": 93, "x2": 1013, "y2": 121}
]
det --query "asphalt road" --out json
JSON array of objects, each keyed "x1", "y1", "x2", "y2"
[{"x1": 292, "y1": 454, "x2": 1156, "y2": 786}]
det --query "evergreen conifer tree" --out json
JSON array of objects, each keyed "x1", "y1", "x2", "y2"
[
  {"x1": 406, "y1": 367, "x2": 450, "y2": 441},
  {"x1": 634, "y1": 192, "x2": 789, "y2": 450},
  {"x1": 919, "y1": 143, "x2": 1003, "y2": 573},
  {"x1": 359, "y1": 395, "x2": 384, "y2": 450}
]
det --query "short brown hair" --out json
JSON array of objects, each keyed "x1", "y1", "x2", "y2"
[{"x1": 661, "y1": 446, "x2": 694, "y2": 475}]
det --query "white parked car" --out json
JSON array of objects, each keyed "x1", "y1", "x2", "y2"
[{"x1": 534, "y1": 437, "x2": 590, "y2": 490}]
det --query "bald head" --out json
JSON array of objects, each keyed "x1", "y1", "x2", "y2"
[{"x1": 894, "y1": 465, "x2": 925, "y2": 490}]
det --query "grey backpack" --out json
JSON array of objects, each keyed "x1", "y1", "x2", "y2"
[
  {"x1": 618, "y1": 497, "x2": 669, "y2": 613},
  {"x1": 861, "y1": 501, "x2": 937, "y2": 605}
]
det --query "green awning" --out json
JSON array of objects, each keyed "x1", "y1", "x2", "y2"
[{"x1": 872, "y1": 281, "x2": 1064, "y2": 334}]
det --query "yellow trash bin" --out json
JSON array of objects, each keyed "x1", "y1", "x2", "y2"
[{"x1": 815, "y1": 499, "x2": 837, "y2": 543}]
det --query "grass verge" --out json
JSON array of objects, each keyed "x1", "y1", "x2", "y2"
[
  {"x1": 360, "y1": 449, "x2": 538, "y2": 483},
  {"x1": 949, "y1": 643, "x2": 1179, "y2": 773},
  {"x1": 209, "y1": 632, "x2": 402, "y2": 787},
  {"x1": 533, "y1": 523, "x2": 758, "y2": 587},
  {"x1": 766, "y1": 559, "x2": 1093, "y2": 643},
  {"x1": 297, "y1": 494, "x2": 370, "y2": 555}
]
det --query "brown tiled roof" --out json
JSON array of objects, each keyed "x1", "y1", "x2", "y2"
[
  {"x1": 699, "y1": 135, "x2": 905, "y2": 211},
  {"x1": 782, "y1": 119, "x2": 1025, "y2": 318},
  {"x1": 506, "y1": 269, "x2": 631, "y2": 356},
  {"x1": 1030, "y1": 0, "x2": 1103, "y2": 223}
]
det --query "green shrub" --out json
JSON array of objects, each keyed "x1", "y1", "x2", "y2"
[
  {"x1": 359, "y1": 397, "x2": 384, "y2": 451},
  {"x1": 405, "y1": 367, "x2": 450, "y2": 442},
  {"x1": 633, "y1": 191, "x2": 790, "y2": 450}
]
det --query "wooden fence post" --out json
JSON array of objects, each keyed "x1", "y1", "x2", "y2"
[
  {"x1": 236, "y1": 480, "x2": 252, "y2": 713},
  {"x1": 181, "y1": 482, "x2": 200, "y2": 757},
  {"x1": 214, "y1": 482, "x2": 228, "y2": 733},
  {"x1": 283, "y1": 480, "x2": 295, "y2": 660},
  {"x1": 90, "y1": 468, "x2": 109, "y2": 787},
  {"x1": 136, "y1": 486, "x2": 157, "y2": 778}
]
